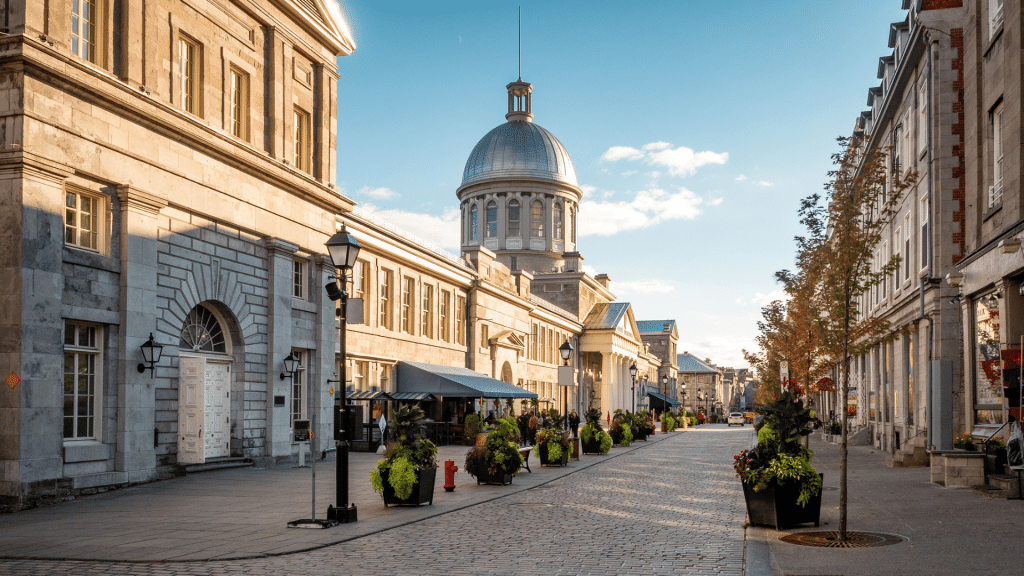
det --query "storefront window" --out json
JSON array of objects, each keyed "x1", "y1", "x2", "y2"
[{"x1": 973, "y1": 292, "x2": 1004, "y2": 424}]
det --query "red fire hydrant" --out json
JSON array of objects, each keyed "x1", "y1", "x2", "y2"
[{"x1": 444, "y1": 459, "x2": 458, "y2": 492}]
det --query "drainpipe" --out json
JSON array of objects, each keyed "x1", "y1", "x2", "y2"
[{"x1": 923, "y1": 31, "x2": 937, "y2": 452}]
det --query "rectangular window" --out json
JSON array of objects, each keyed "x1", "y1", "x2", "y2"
[
  {"x1": 421, "y1": 284, "x2": 433, "y2": 339},
  {"x1": 65, "y1": 188, "x2": 103, "y2": 252},
  {"x1": 455, "y1": 295, "x2": 465, "y2": 344},
  {"x1": 991, "y1": 102, "x2": 1004, "y2": 208},
  {"x1": 990, "y1": 0, "x2": 1005, "y2": 38},
  {"x1": 401, "y1": 277, "x2": 414, "y2": 334},
  {"x1": 294, "y1": 107, "x2": 311, "y2": 173},
  {"x1": 352, "y1": 259, "x2": 368, "y2": 320},
  {"x1": 229, "y1": 68, "x2": 249, "y2": 140},
  {"x1": 292, "y1": 259, "x2": 305, "y2": 300},
  {"x1": 973, "y1": 292, "x2": 1005, "y2": 425},
  {"x1": 531, "y1": 323, "x2": 538, "y2": 361},
  {"x1": 918, "y1": 83, "x2": 927, "y2": 155},
  {"x1": 902, "y1": 112, "x2": 911, "y2": 173},
  {"x1": 351, "y1": 359, "x2": 367, "y2": 391},
  {"x1": 64, "y1": 321, "x2": 100, "y2": 440},
  {"x1": 178, "y1": 36, "x2": 199, "y2": 114},
  {"x1": 894, "y1": 228, "x2": 901, "y2": 291},
  {"x1": 480, "y1": 323, "x2": 489, "y2": 350},
  {"x1": 440, "y1": 290, "x2": 450, "y2": 342},
  {"x1": 919, "y1": 196, "x2": 928, "y2": 269},
  {"x1": 508, "y1": 201, "x2": 520, "y2": 237},
  {"x1": 379, "y1": 269, "x2": 393, "y2": 330},
  {"x1": 531, "y1": 201, "x2": 545, "y2": 238},
  {"x1": 903, "y1": 214, "x2": 912, "y2": 281},
  {"x1": 290, "y1": 350, "x2": 306, "y2": 427},
  {"x1": 881, "y1": 242, "x2": 888, "y2": 298},
  {"x1": 71, "y1": 0, "x2": 97, "y2": 63}
]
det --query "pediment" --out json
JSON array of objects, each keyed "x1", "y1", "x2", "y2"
[{"x1": 490, "y1": 330, "x2": 525, "y2": 350}]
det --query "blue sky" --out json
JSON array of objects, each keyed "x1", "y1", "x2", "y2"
[{"x1": 332, "y1": 0, "x2": 907, "y2": 367}]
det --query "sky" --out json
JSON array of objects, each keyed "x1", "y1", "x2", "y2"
[{"x1": 330, "y1": 0, "x2": 908, "y2": 368}]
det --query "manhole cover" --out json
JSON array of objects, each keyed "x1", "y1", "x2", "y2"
[{"x1": 780, "y1": 531, "x2": 907, "y2": 548}]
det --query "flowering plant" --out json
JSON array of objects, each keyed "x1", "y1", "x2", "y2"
[
  {"x1": 953, "y1": 432, "x2": 974, "y2": 448},
  {"x1": 983, "y1": 435, "x2": 1006, "y2": 450}
]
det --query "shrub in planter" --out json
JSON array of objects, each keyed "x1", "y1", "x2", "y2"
[
  {"x1": 370, "y1": 404, "x2": 438, "y2": 505},
  {"x1": 631, "y1": 412, "x2": 652, "y2": 440},
  {"x1": 660, "y1": 413, "x2": 678, "y2": 432},
  {"x1": 734, "y1": 391, "x2": 821, "y2": 528},
  {"x1": 464, "y1": 412, "x2": 482, "y2": 445},
  {"x1": 610, "y1": 412, "x2": 634, "y2": 446},
  {"x1": 535, "y1": 425, "x2": 570, "y2": 466},
  {"x1": 465, "y1": 417, "x2": 523, "y2": 484},
  {"x1": 580, "y1": 408, "x2": 612, "y2": 454}
]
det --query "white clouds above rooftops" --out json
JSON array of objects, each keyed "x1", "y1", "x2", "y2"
[
  {"x1": 356, "y1": 204, "x2": 461, "y2": 251},
  {"x1": 578, "y1": 186, "x2": 706, "y2": 236},
  {"x1": 601, "y1": 142, "x2": 728, "y2": 177},
  {"x1": 611, "y1": 279, "x2": 675, "y2": 295}
]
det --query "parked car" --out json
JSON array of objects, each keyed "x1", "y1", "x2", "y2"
[{"x1": 727, "y1": 412, "x2": 745, "y2": 427}]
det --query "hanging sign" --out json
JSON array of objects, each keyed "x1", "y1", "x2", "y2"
[
  {"x1": 6, "y1": 371, "x2": 18, "y2": 390},
  {"x1": 378, "y1": 415, "x2": 387, "y2": 435},
  {"x1": 328, "y1": 386, "x2": 335, "y2": 397},
  {"x1": 780, "y1": 361, "x2": 789, "y2": 384}
]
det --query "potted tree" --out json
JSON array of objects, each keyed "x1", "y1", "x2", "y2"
[
  {"x1": 535, "y1": 410, "x2": 570, "y2": 466},
  {"x1": 734, "y1": 390, "x2": 822, "y2": 529},
  {"x1": 370, "y1": 404, "x2": 438, "y2": 507},
  {"x1": 464, "y1": 416, "x2": 523, "y2": 485},
  {"x1": 580, "y1": 408, "x2": 612, "y2": 454}
]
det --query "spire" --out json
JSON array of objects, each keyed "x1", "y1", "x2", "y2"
[{"x1": 506, "y1": 6, "x2": 532, "y2": 122}]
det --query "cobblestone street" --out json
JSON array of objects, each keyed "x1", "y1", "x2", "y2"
[{"x1": 0, "y1": 426, "x2": 753, "y2": 575}]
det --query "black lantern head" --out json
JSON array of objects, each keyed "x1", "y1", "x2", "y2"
[
  {"x1": 281, "y1": 351, "x2": 299, "y2": 381},
  {"x1": 628, "y1": 363, "x2": 638, "y2": 379},
  {"x1": 558, "y1": 340, "x2": 573, "y2": 363},
  {"x1": 325, "y1": 226, "x2": 361, "y2": 271},
  {"x1": 137, "y1": 333, "x2": 163, "y2": 377}
]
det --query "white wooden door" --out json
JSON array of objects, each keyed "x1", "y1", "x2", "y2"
[
  {"x1": 205, "y1": 361, "x2": 231, "y2": 458},
  {"x1": 178, "y1": 356, "x2": 205, "y2": 464}
]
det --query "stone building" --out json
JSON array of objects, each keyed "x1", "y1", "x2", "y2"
[
  {"x1": 0, "y1": 1, "x2": 678, "y2": 509},
  {"x1": 676, "y1": 352, "x2": 723, "y2": 416}
]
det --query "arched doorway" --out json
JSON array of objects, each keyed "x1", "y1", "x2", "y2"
[
  {"x1": 177, "y1": 303, "x2": 235, "y2": 464},
  {"x1": 500, "y1": 361, "x2": 513, "y2": 384}
]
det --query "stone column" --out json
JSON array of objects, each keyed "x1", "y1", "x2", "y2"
[
  {"x1": 116, "y1": 185, "x2": 167, "y2": 479},
  {"x1": 312, "y1": 254, "x2": 335, "y2": 454},
  {"x1": 0, "y1": 152, "x2": 72, "y2": 503},
  {"x1": 263, "y1": 238, "x2": 298, "y2": 457}
]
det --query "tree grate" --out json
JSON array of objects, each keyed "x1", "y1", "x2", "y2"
[{"x1": 779, "y1": 531, "x2": 907, "y2": 548}]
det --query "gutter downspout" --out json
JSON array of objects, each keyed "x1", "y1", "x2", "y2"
[{"x1": 923, "y1": 31, "x2": 937, "y2": 452}]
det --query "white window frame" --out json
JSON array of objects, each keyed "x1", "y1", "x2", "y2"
[
  {"x1": 379, "y1": 268, "x2": 393, "y2": 330},
  {"x1": 903, "y1": 213, "x2": 912, "y2": 281},
  {"x1": 991, "y1": 102, "x2": 1004, "y2": 208},
  {"x1": 919, "y1": 195, "x2": 929, "y2": 272},
  {"x1": 71, "y1": 0, "x2": 98, "y2": 63},
  {"x1": 65, "y1": 186, "x2": 105, "y2": 253},
  {"x1": 64, "y1": 321, "x2": 102, "y2": 441},
  {"x1": 531, "y1": 200, "x2": 545, "y2": 238},
  {"x1": 290, "y1": 349, "x2": 307, "y2": 428},
  {"x1": 990, "y1": 0, "x2": 1005, "y2": 39},
  {"x1": 292, "y1": 259, "x2": 306, "y2": 300},
  {"x1": 553, "y1": 203, "x2": 563, "y2": 240},
  {"x1": 229, "y1": 67, "x2": 249, "y2": 140},
  {"x1": 455, "y1": 295, "x2": 465, "y2": 345},
  {"x1": 439, "y1": 290, "x2": 450, "y2": 342},
  {"x1": 894, "y1": 228, "x2": 901, "y2": 292},
  {"x1": 178, "y1": 35, "x2": 200, "y2": 115},
  {"x1": 918, "y1": 83, "x2": 927, "y2": 155},
  {"x1": 401, "y1": 277, "x2": 414, "y2": 334},
  {"x1": 293, "y1": 107, "x2": 311, "y2": 173},
  {"x1": 421, "y1": 283, "x2": 433, "y2": 339}
]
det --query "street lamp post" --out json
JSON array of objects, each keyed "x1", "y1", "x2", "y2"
[
  {"x1": 559, "y1": 340, "x2": 573, "y2": 433},
  {"x1": 681, "y1": 382, "x2": 687, "y2": 414},
  {"x1": 324, "y1": 226, "x2": 361, "y2": 524},
  {"x1": 628, "y1": 362, "x2": 638, "y2": 413}
]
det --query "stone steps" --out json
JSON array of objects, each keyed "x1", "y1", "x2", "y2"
[
  {"x1": 885, "y1": 444, "x2": 929, "y2": 468},
  {"x1": 181, "y1": 457, "x2": 252, "y2": 475}
]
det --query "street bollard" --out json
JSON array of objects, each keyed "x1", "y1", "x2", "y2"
[{"x1": 444, "y1": 459, "x2": 458, "y2": 492}]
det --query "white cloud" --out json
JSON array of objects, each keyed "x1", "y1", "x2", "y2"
[
  {"x1": 356, "y1": 204, "x2": 461, "y2": 251},
  {"x1": 735, "y1": 175, "x2": 747, "y2": 182},
  {"x1": 611, "y1": 279, "x2": 674, "y2": 295},
  {"x1": 580, "y1": 184, "x2": 597, "y2": 198},
  {"x1": 578, "y1": 186, "x2": 703, "y2": 236},
  {"x1": 601, "y1": 146, "x2": 644, "y2": 162},
  {"x1": 620, "y1": 170, "x2": 637, "y2": 176},
  {"x1": 601, "y1": 141, "x2": 728, "y2": 177},
  {"x1": 755, "y1": 181, "x2": 774, "y2": 187},
  {"x1": 581, "y1": 264, "x2": 599, "y2": 277},
  {"x1": 357, "y1": 186, "x2": 398, "y2": 200},
  {"x1": 746, "y1": 290, "x2": 789, "y2": 306},
  {"x1": 708, "y1": 197, "x2": 724, "y2": 206}
]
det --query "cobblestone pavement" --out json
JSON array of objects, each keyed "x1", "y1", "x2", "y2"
[{"x1": 0, "y1": 425, "x2": 753, "y2": 575}]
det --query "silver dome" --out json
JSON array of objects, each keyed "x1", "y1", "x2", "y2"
[{"x1": 461, "y1": 120, "x2": 578, "y2": 187}]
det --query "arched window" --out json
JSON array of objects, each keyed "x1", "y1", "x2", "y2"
[
  {"x1": 470, "y1": 204, "x2": 478, "y2": 240},
  {"x1": 507, "y1": 199, "x2": 521, "y2": 237},
  {"x1": 180, "y1": 304, "x2": 227, "y2": 353},
  {"x1": 486, "y1": 200, "x2": 497, "y2": 238},
  {"x1": 553, "y1": 203, "x2": 563, "y2": 240},
  {"x1": 531, "y1": 199, "x2": 544, "y2": 238},
  {"x1": 570, "y1": 206, "x2": 577, "y2": 243}
]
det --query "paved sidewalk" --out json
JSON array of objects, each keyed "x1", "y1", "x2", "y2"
[
  {"x1": 0, "y1": 427, "x2": 706, "y2": 563},
  {"x1": 745, "y1": 434, "x2": 1024, "y2": 576}
]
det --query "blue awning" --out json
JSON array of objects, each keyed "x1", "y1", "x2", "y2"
[
  {"x1": 397, "y1": 361, "x2": 538, "y2": 399},
  {"x1": 648, "y1": 391, "x2": 681, "y2": 408}
]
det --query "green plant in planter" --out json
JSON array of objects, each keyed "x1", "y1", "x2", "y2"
[
  {"x1": 464, "y1": 412, "x2": 482, "y2": 445},
  {"x1": 464, "y1": 417, "x2": 523, "y2": 481},
  {"x1": 734, "y1": 391, "x2": 821, "y2": 507},
  {"x1": 632, "y1": 411, "x2": 653, "y2": 435},
  {"x1": 535, "y1": 425, "x2": 570, "y2": 463},
  {"x1": 370, "y1": 404, "x2": 437, "y2": 500},
  {"x1": 610, "y1": 413, "x2": 634, "y2": 446},
  {"x1": 581, "y1": 408, "x2": 612, "y2": 454}
]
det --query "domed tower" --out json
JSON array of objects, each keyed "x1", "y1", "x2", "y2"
[{"x1": 458, "y1": 79, "x2": 582, "y2": 274}]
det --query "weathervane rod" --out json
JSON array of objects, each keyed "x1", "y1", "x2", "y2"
[{"x1": 518, "y1": 5, "x2": 521, "y2": 80}]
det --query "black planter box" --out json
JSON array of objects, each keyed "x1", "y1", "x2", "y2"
[
  {"x1": 742, "y1": 473, "x2": 823, "y2": 529},
  {"x1": 475, "y1": 469, "x2": 514, "y2": 485},
  {"x1": 581, "y1": 437, "x2": 602, "y2": 454},
  {"x1": 635, "y1": 428, "x2": 648, "y2": 441},
  {"x1": 538, "y1": 444, "x2": 569, "y2": 467},
  {"x1": 381, "y1": 466, "x2": 436, "y2": 507}
]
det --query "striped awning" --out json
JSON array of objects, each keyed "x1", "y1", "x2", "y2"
[
  {"x1": 397, "y1": 361, "x2": 537, "y2": 399},
  {"x1": 391, "y1": 392, "x2": 436, "y2": 401},
  {"x1": 347, "y1": 390, "x2": 393, "y2": 402}
]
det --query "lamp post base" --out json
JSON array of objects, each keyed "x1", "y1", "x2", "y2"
[{"x1": 326, "y1": 504, "x2": 358, "y2": 523}]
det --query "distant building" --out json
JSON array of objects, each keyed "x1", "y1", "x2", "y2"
[{"x1": 676, "y1": 352, "x2": 723, "y2": 416}]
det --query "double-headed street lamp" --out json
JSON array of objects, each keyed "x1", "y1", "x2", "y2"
[
  {"x1": 324, "y1": 226, "x2": 361, "y2": 524},
  {"x1": 629, "y1": 362, "x2": 638, "y2": 413}
]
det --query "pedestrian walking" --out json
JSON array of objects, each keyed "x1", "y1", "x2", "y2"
[{"x1": 569, "y1": 409, "x2": 580, "y2": 437}]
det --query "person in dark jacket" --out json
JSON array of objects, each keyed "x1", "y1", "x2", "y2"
[{"x1": 569, "y1": 410, "x2": 580, "y2": 437}]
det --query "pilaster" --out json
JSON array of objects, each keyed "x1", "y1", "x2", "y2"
[
  {"x1": 263, "y1": 237, "x2": 298, "y2": 456},
  {"x1": 116, "y1": 184, "x2": 167, "y2": 476},
  {"x1": 312, "y1": 254, "x2": 336, "y2": 454}
]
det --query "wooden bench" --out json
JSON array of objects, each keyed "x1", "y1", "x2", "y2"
[{"x1": 518, "y1": 446, "x2": 533, "y2": 473}]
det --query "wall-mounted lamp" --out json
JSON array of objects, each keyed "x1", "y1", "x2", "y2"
[
  {"x1": 999, "y1": 239, "x2": 1021, "y2": 254},
  {"x1": 137, "y1": 333, "x2": 164, "y2": 377},
  {"x1": 945, "y1": 272, "x2": 964, "y2": 288},
  {"x1": 280, "y1": 351, "x2": 299, "y2": 381}
]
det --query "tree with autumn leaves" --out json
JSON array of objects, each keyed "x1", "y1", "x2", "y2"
[{"x1": 747, "y1": 136, "x2": 915, "y2": 541}]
